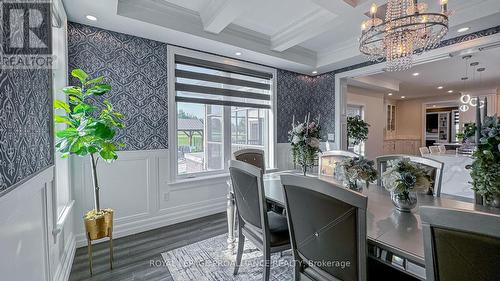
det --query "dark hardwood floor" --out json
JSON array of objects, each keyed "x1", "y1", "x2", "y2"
[{"x1": 69, "y1": 213, "x2": 228, "y2": 281}]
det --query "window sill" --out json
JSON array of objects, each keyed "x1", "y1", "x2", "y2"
[{"x1": 169, "y1": 172, "x2": 230, "y2": 188}]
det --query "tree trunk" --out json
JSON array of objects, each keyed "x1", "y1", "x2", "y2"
[{"x1": 90, "y1": 153, "x2": 101, "y2": 212}]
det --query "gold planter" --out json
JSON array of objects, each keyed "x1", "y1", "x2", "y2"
[{"x1": 84, "y1": 209, "x2": 114, "y2": 275}]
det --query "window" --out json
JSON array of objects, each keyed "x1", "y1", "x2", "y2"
[{"x1": 169, "y1": 47, "x2": 276, "y2": 179}]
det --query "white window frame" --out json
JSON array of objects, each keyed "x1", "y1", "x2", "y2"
[{"x1": 167, "y1": 46, "x2": 277, "y2": 183}]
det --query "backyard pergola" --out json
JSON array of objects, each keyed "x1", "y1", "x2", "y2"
[{"x1": 178, "y1": 118, "x2": 204, "y2": 146}]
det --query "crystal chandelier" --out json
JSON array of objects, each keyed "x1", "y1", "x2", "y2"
[{"x1": 359, "y1": 0, "x2": 449, "y2": 71}]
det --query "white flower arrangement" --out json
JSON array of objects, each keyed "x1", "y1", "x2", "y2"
[{"x1": 288, "y1": 113, "x2": 322, "y2": 175}]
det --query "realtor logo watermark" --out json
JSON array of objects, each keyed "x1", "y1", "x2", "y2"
[{"x1": 1, "y1": 1, "x2": 54, "y2": 69}]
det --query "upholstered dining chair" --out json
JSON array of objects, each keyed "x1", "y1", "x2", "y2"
[
  {"x1": 429, "y1": 146, "x2": 441, "y2": 154},
  {"x1": 229, "y1": 160, "x2": 290, "y2": 281},
  {"x1": 421, "y1": 206, "x2": 500, "y2": 281},
  {"x1": 437, "y1": 144, "x2": 446, "y2": 153},
  {"x1": 318, "y1": 150, "x2": 359, "y2": 179},
  {"x1": 376, "y1": 155, "x2": 444, "y2": 197},
  {"x1": 419, "y1": 147, "x2": 430, "y2": 157},
  {"x1": 281, "y1": 175, "x2": 368, "y2": 281},
  {"x1": 233, "y1": 148, "x2": 265, "y2": 171}
]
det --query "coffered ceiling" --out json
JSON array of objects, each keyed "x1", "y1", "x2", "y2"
[{"x1": 63, "y1": 0, "x2": 500, "y2": 75}]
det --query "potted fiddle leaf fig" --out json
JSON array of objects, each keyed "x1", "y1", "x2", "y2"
[
  {"x1": 54, "y1": 69, "x2": 124, "y2": 241},
  {"x1": 347, "y1": 115, "x2": 370, "y2": 149}
]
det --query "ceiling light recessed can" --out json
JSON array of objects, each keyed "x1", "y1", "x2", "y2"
[
  {"x1": 235, "y1": 52, "x2": 242, "y2": 56},
  {"x1": 437, "y1": 86, "x2": 443, "y2": 89},
  {"x1": 447, "y1": 90, "x2": 454, "y2": 93},
  {"x1": 312, "y1": 70, "x2": 318, "y2": 74},
  {"x1": 86, "y1": 15, "x2": 97, "y2": 21},
  {"x1": 401, "y1": 96, "x2": 406, "y2": 99},
  {"x1": 388, "y1": 93, "x2": 393, "y2": 96},
  {"x1": 457, "y1": 27, "x2": 470, "y2": 33},
  {"x1": 412, "y1": 72, "x2": 420, "y2": 76}
]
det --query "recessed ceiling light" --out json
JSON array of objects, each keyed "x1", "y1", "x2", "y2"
[
  {"x1": 412, "y1": 72, "x2": 420, "y2": 76},
  {"x1": 447, "y1": 90, "x2": 454, "y2": 93},
  {"x1": 432, "y1": 105, "x2": 437, "y2": 108},
  {"x1": 86, "y1": 15, "x2": 97, "y2": 21},
  {"x1": 401, "y1": 96, "x2": 406, "y2": 99},
  {"x1": 388, "y1": 93, "x2": 393, "y2": 96},
  {"x1": 457, "y1": 27, "x2": 470, "y2": 33},
  {"x1": 312, "y1": 70, "x2": 318, "y2": 74},
  {"x1": 437, "y1": 86, "x2": 443, "y2": 89},
  {"x1": 235, "y1": 52, "x2": 242, "y2": 56}
]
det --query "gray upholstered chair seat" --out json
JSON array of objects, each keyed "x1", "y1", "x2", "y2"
[
  {"x1": 267, "y1": 212, "x2": 290, "y2": 246},
  {"x1": 242, "y1": 212, "x2": 290, "y2": 247}
]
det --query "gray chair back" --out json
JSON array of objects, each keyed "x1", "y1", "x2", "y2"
[
  {"x1": 318, "y1": 150, "x2": 359, "y2": 178},
  {"x1": 281, "y1": 175, "x2": 368, "y2": 281},
  {"x1": 233, "y1": 149, "x2": 265, "y2": 171},
  {"x1": 229, "y1": 160, "x2": 267, "y2": 231},
  {"x1": 376, "y1": 154, "x2": 444, "y2": 197},
  {"x1": 421, "y1": 206, "x2": 500, "y2": 281}
]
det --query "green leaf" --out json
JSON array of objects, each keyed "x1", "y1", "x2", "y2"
[
  {"x1": 85, "y1": 76, "x2": 104, "y2": 85},
  {"x1": 56, "y1": 128, "x2": 78, "y2": 138},
  {"x1": 86, "y1": 84, "x2": 111, "y2": 96},
  {"x1": 54, "y1": 100, "x2": 70, "y2": 113},
  {"x1": 89, "y1": 122, "x2": 115, "y2": 140},
  {"x1": 71, "y1": 69, "x2": 88, "y2": 83},
  {"x1": 73, "y1": 103, "x2": 94, "y2": 114},
  {"x1": 62, "y1": 86, "x2": 82, "y2": 96},
  {"x1": 54, "y1": 115, "x2": 74, "y2": 126}
]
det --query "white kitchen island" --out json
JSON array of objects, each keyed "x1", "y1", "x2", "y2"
[{"x1": 425, "y1": 154, "x2": 474, "y2": 200}]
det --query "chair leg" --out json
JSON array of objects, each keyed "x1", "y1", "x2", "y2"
[
  {"x1": 233, "y1": 227, "x2": 245, "y2": 275},
  {"x1": 262, "y1": 247, "x2": 271, "y2": 281}
]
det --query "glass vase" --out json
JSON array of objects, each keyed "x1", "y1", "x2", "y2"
[{"x1": 391, "y1": 191, "x2": 417, "y2": 212}]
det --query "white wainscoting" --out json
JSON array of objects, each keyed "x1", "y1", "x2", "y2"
[
  {"x1": 71, "y1": 149, "x2": 228, "y2": 247},
  {"x1": 0, "y1": 166, "x2": 75, "y2": 281}
]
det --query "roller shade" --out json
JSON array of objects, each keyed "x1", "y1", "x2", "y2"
[{"x1": 174, "y1": 55, "x2": 273, "y2": 109}]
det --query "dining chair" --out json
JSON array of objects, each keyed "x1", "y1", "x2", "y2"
[
  {"x1": 281, "y1": 175, "x2": 368, "y2": 281},
  {"x1": 429, "y1": 146, "x2": 441, "y2": 154},
  {"x1": 419, "y1": 147, "x2": 430, "y2": 157},
  {"x1": 233, "y1": 148, "x2": 265, "y2": 171},
  {"x1": 376, "y1": 155, "x2": 444, "y2": 197},
  {"x1": 318, "y1": 150, "x2": 359, "y2": 179},
  {"x1": 437, "y1": 144, "x2": 446, "y2": 153},
  {"x1": 229, "y1": 160, "x2": 290, "y2": 281},
  {"x1": 421, "y1": 206, "x2": 500, "y2": 281}
]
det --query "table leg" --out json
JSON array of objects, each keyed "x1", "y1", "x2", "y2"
[{"x1": 227, "y1": 192, "x2": 236, "y2": 249}]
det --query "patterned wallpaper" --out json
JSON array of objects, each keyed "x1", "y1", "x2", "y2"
[
  {"x1": 68, "y1": 22, "x2": 169, "y2": 150},
  {"x1": 0, "y1": 4, "x2": 52, "y2": 194}
]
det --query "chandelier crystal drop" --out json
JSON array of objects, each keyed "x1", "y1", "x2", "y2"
[{"x1": 359, "y1": 0, "x2": 449, "y2": 71}]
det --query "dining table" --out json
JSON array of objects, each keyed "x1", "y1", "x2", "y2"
[{"x1": 226, "y1": 171, "x2": 500, "y2": 280}]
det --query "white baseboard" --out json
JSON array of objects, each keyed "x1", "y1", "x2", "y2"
[
  {"x1": 75, "y1": 197, "x2": 226, "y2": 247},
  {"x1": 53, "y1": 233, "x2": 76, "y2": 281}
]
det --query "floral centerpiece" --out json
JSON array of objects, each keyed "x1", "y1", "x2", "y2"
[
  {"x1": 382, "y1": 158, "x2": 430, "y2": 212},
  {"x1": 289, "y1": 114, "x2": 322, "y2": 176},
  {"x1": 469, "y1": 115, "x2": 500, "y2": 207},
  {"x1": 340, "y1": 157, "x2": 378, "y2": 190}
]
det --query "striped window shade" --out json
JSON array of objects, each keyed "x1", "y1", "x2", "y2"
[{"x1": 174, "y1": 55, "x2": 273, "y2": 109}]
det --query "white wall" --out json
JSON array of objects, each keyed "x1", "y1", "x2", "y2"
[
  {"x1": 347, "y1": 86, "x2": 386, "y2": 160},
  {"x1": 71, "y1": 149, "x2": 228, "y2": 246}
]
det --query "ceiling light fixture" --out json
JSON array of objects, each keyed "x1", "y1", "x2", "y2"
[
  {"x1": 388, "y1": 92, "x2": 393, "y2": 96},
  {"x1": 235, "y1": 52, "x2": 242, "y2": 56},
  {"x1": 447, "y1": 90, "x2": 453, "y2": 93},
  {"x1": 412, "y1": 72, "x2": 420, "y2": 76},
  {"x1": 401, "y1": 96, "x2": 406, "y2": 99},
  {"x1": 437, "y1": 86, "x2": 443, "y2": 89},
  {"x1": 457, "y1": 27, "x2": 470, "y2": 33},
  {"x1": 86, "y1": 15, "x2": 97, "y2": 21},
  {"x1": 312, "y1": 70, "x2": 318, "y2": 74},
  {"x1": 359, "y1": 0, "x2": 449, "y2": 72}
]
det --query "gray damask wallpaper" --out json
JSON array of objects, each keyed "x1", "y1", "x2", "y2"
[
  {"x1": 68, "y1": 22, "x2": 169, "y2": 150},
  {"x1": 0, "y1": 3, "x2": 52, "y2": 193}
]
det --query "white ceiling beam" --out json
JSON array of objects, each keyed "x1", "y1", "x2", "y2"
[
  {"x1": 270, "y1": 8, "x2": 338, "y2": 52},
  {"x1": 200, "y1": 0, "x2": 250, "y2": 34}
]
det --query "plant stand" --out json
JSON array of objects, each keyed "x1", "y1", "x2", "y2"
[{"x1": 84, "y1": 209, "x2": 114, "y2": 275}]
